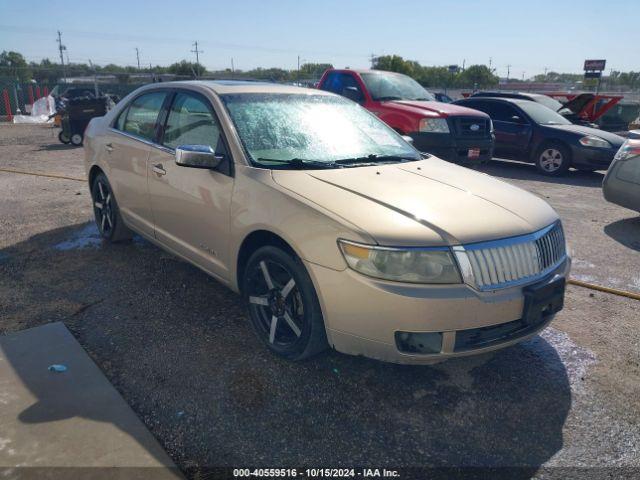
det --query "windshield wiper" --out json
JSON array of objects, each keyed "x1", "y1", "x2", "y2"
[
  {"x1": 334, "y1": 154, "x2": 418, "y2": 166},
  {"x1": 255, "y1": 157, "x2": 339, "y2": 169}
]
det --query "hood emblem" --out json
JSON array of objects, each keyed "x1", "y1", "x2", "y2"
[{"x1": 470, "y1": 124, "x2": 480, "y2": 131}]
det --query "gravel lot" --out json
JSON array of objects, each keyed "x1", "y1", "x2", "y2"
[{"x1": 1, "y1": 124, "x2": 639, "y2": 477}]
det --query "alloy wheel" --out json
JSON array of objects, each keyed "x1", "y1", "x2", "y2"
[
  {"x1": 539, "y1": 148, "x2": 564, "y2": 173},
  {"x1": 247, "y1": 259, "x2": 304, "y2": 346},
  {"x1": 93, "y1": 180, "x2": 114, "y2": 237}
]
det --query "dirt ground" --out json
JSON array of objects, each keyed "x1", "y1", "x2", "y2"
[{"x1": 1, "y1": 124, "x2": 639, "y2": 477}]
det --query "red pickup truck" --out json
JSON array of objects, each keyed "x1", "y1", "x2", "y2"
[{"x1": 317, "y1": 69, "x2": 495, "y2": 164}]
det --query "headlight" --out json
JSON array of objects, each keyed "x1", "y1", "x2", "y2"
[
  {"x1": 579, "y1": 135, "x2": 611, "y2": 149},
  {"x1": 419, "y1": 117, "x2": 450, "y2": 133},
  {"x1": 338, "y1": 240, "x2": 461, "y2": 284}
]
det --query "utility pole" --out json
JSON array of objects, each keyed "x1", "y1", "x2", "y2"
[
  {"x1": 191, "y1": 41, "x2": 203, "y2": 65},
  {"x1": 522, "y1": 71, "x2": 525, "y2": 81},
  {"x1": 506, "y1": 64, "x2": 511, "y2": 81},
  {"x1": 135, "y1": 48, "x2": 141, "y2": 70},
  {"x1": 544, "y1": 66, "x2": 548, "y2": 76},
  {"x1": 489, "y1": 57, "x2": 492, "y2": 70},
  {"x1": 231, "y1": 57, "x2": 235, "y2": 73},
  {"x1": 370, "y1": 53, "x2": 377, "y2": 68},
  {"x1": 56, "y1": 30, "x2": 67, "y2": 83},
  {"x1": 297, "y1": 55, "x2": 300, "y2": 81},
  {"x1": 462, "y1": 59, "x2": 466, "y2": 71},
  {"x1": 88, "y1": 59, "x2": 98, "y2": 97}
]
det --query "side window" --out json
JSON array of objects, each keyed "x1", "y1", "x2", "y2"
[
  {"x1": 162, "y1": 92, "x2": 223, "y2": 152},
  {"x1": 122, "y1": 91, "x2": 167, "y2": 141},
  {"x1": 114, "y1": 107, "x2": 128, "y2": 131},
  {"x1": 460, "y1": 100, "x2": 488, "y2": 114},
  {"x1": 490, "y1": 103, "x2": 521, "y2": 123},
  {"x1": 320, "y1": 72, "x2": 342, "y2": 94}
]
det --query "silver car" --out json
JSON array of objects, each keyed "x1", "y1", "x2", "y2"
[{"x1": 603, "y1": 131, "x2": 640, "y2": 212}]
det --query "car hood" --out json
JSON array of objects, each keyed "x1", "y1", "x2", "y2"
[
  {"x1": 386, "y1": 100, "x2": 490, "y2": 118},
  {"x1": 545, "y1": 124, "x2": 625, "y2": 146},
  {"x1": 272, "y1": 158, "x2": 558, "y2": 246}
]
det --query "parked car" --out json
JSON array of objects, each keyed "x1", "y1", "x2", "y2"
[
  {"x1": 454, "y1": 97, "x2": 625, "y2": 175},
  {"x1": 84, "y1": 81, "x2": 569, "y2": 364},
  {"x1": 470, "y1": 91, "x2": 599, "y2": 128},
  {"x1": 318, "y1": 69, "x2": 494, "y2": 165},
  {"x1": 603, "y1": 131, "x2": 640, "y2": 212},
  {"x1": 433, "y1": 92, "x2": 454, "y2": 103}
]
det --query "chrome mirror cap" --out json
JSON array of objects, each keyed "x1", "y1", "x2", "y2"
[{"x1": 175, "y1": 145, "x2": 223, "y2": 169}]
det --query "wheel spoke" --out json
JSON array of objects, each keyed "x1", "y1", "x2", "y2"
[
  {"x1": 249, "y1": 295, "x2": 269, "y2": 306},
  {"x1": 94, "y1": 201, "x2": 103, "y2": 209},
  {"x1": 280, "y1": 278, "x2": 295, "y2": 299},
  {"x1": 269, "y1": 315, "x2": 279, "y2": 343},
  {"x1": 105, "y1": 193, "x2": 111, "y2": 206},
  {"x1": 283, "y1": 312, "x2": 301, "y2": 337},
  {"x1": 105, "y1": 212, "x2": 113, "y2": 228},
  {"x1": 100, "y1": 213, "x2": 107, "y2": 231},
  {"x1": 259, "y1": 261, "x2": 274, "y2": 289},
  {"x1": 98, "y1": 182, "x2": 106, "y2": 201}
]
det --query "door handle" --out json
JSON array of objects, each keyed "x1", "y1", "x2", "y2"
[
  {"x1": 105, "y1": 143, "x2": 113, "y2": 152},
  {"x1": 152, "y1": 164, "x2": 166, "y2": 176}
]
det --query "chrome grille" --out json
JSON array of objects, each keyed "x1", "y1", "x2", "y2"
[{"x1": 456, "y1": 222, "x2": 566, "y2": 290}]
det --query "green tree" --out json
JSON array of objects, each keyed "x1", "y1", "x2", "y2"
[
  {"x1": 299, "y1": 63, "x2": 333, "y2": 77},
  {"x1": 0, "y1": 51, "x2": 31, "y2": 81},
  {"x1": 167, "y1": 60, "x2": 206, "y2": 78},
  {"x1": 457, "y1": 65, "x2": 499, "y2": 88},
  {"x1": 373, "y1": 55, "x2": 417, "y2": 76}
]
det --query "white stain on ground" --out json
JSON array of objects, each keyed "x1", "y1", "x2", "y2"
[
  {"x1": 539, "y1": 327, "x2": 597, "y2": 394},
  {"x1": 52, "y1": 225, "x2": 151, "y2": 251},
  {"x1": 53, "y1": 224, "x2": 102, "y2": 251}
]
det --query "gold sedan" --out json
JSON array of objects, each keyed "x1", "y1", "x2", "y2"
[{"x1": 83, "y1": 81, "x2": 570, "y2": 364}]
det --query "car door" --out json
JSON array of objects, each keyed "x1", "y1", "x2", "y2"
[
  {"x1": 107, "y1": 90, "x2": 168, "y2": 237},
  {"x1": 487, "y1": 102, "x2": 533, "y2": 157},
  {"x1": 146, "y1": 89, "x2": 234, "y2": 281}
]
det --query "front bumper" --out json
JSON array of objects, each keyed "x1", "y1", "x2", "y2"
[
  {"x1": 409, "y1": 132, "x2": 494, "y2": 166},
  {"x1": 307, "y1": 257, "x2": 570, "y2": 365},
  {"x1": 570, "y1": 144, "x2": 618, "y2": 169}
]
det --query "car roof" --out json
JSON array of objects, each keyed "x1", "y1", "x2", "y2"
[
  {"x1": 474, "y1": 91, "x2": 545, "y2": 100},
  {"x1": 143, "y1": 80, "x2": 332, "y2": 96},
  {"x1": 461, "y1": 96, "x2": 534, "y2": 106}
]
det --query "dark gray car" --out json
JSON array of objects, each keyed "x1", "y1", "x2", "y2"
[{"x1": 455, "y1": 97, "x2": 625, "y2": 176}]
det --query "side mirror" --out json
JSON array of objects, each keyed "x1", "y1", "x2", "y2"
[
  {"x1": 401, "y1": 135, "x2": 414, "y2": 144},
  {"x1": 342, "y1": 86, "x2": 363, "y2": 103},
  {"x1": 511, "y1": 115, "x2": 524, "y2": 123},
  {"x1": 175, "y1": 145, "x2": 223, "y2": 169}
]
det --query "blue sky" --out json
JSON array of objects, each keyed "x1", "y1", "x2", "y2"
[{"x1": 1, "y1": 0, "x2": 638, "y2": 77}]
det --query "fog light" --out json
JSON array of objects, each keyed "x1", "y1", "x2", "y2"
[{"x1": 395, "y1": 331, "x2": 443, "y2": 354}]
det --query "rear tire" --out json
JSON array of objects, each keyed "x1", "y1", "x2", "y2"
[
  {"x1": 535, "y1": 142, "x2": 571, "y2": 176},
  {"x1": 242, "y1": 246, "x2": 328, "y2": 361},
  {"x1": 58, "y1": 131, "x2": 70, "y2": 144},
  {"x1": 91, "y1": 173, "x2": 133, "y2": 242}
]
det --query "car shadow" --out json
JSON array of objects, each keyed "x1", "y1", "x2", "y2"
[
  {"x1": 0, "y1": 222, "x2": 576, "y2": 476},
  {"x1": 480, "y1": 158, "x2": 606, "y2": 187},
  {"x1": 36, "y1": 143, "x2": 79, "y2": 151},
  {"x1": 604, "y1": 216, "x2": 640, "y2": 251}
]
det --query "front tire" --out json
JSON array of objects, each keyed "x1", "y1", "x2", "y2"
[
  {"x1": 70, "y1": 133, "x2": 83, "y2": 146},
  {"x1": 91, "y1": 173, "x2": 132, "y2": 242},
  {"x1": 242, "y1": 246, "x2": 328, "y2": 361},
  {"x1": 58, "y1": 131, "x2": 70, "y2": 144},
  {"x1": 535, "y1": 142, "x2": 571, "y2": 176}
]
